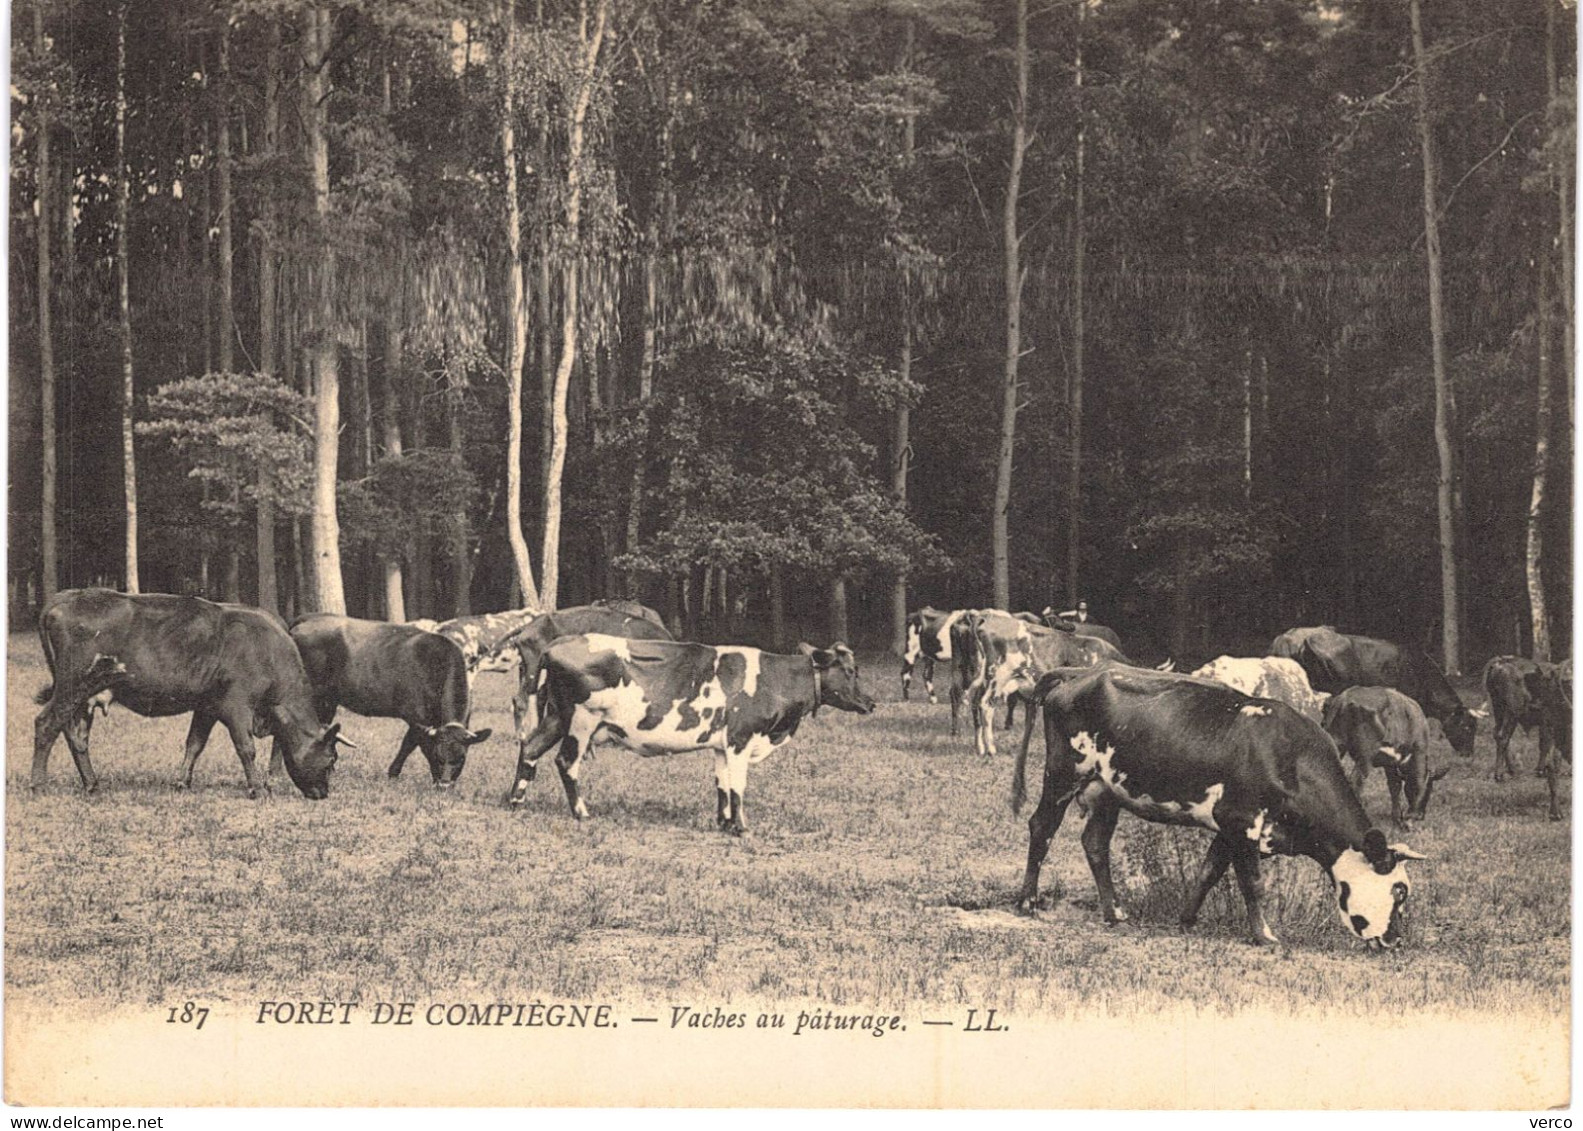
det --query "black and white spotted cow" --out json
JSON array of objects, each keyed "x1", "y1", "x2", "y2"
[
  {"x1": 412, "y1": 607, "x2": 543, "y2": 685},
  {"x1": 964, "y1": 610, "x2": 1125, "y2": 758},
  {"x1": 1012, "y1": 665, "x2": 1424, "y2": 948},
  {"x1": 497, "y1": 601, "x2": 673, "y2": 741},
  {"x1": 1322, "y1": 686, "x2": 1449, "y2": 829},
  {"x1": 506, "y1": 634, "x2": 875, "y2": 835},
  {"x1": 901, "y1": 607, "x2": 965, "y2": 703}
]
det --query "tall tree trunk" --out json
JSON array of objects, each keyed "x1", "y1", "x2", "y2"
[
  {"x1": 1241, "y1": 350, "x2": 1253, "y2": 501},
  {"x1": 992, "y1": 0, "x2": 1028, "y2": 612},
  {"x1": 304, "y1": 7, "x2": 345, "y2": 613},
  {"x1": 830, "y1": 576, "x2": 849, "y2": 645},
  {"x1": 382, "y1": 326, "x2": 407, "y2": 621},
  {"x1": 769, "y1": 565, "x2": 786, "y2": 651},
  {"x1": 1548, "y1": 0, "x2": 1574, "y2": 430},
  {"x1": 254, "y1": 23, "x2": 281, "y2": 615},
  {"x1": 502, "y1": 0, "x2": 544, "y2": 609},
  {"x1": 218, "y1": 26, "x2": 240, "y2": 602},
  {"x1": 1066, "y1": 0, "x2": 1085, "y2": 609},
  {"x1": 117, "y1": 5, "x2": 139, "y2": 592},
  {"x1": 36, "y1": 1, "x2": 57, "y2": 604},
  {"x1": 449, "y1": 390, "x2": 472, "y2": 616},
  {"x1": 1527, "y1": 252, "x2": 1552, "y2": 662},
  {"x1": 537, "y1": 0, "x2": 554, "y2": 521},
  {"x1": 889, "y1": 18, "x2": 916, "y2": 657},
  {"x1": 1409, "y1": 0, "x2": 1459, "y2": 674},
  {"x1": 540, "y1": 0, "x2": 608, "y2": 612}
]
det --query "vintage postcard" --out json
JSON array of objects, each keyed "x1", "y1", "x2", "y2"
[{"x1": 5, "y1": 0, "x2": 1572, "y2": 1113}]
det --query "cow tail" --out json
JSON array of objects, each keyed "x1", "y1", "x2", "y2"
[{"x1": 1011, "y1": 717, "x2": 1031, "y2": 814}]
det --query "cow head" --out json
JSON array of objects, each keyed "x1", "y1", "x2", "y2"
[
  {"x1": 1440, "y1": 706, "x2": 1479, "y2": 760},
  {"x1": 282, "y1": 722, "x2": 355, "y2": 800},
  {"x1": 1327, "y1": 829, "x2": 1424, "y2": 948},
  {"x1": 423, "y1": 722, "x2": 493, "y2": 786},
  {"x1": 802, "y1": 643, "x2": 876, "y2": 715}
]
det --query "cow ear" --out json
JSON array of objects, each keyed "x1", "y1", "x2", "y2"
[
  {"x1": 797, "y1": 642, "x2": 816, "y2": 657},
  {"x1": 1362, "y1": 828, "x2": 1391, "y2": 870},
  {"x1": 468, "y1": 727, "x2": 493, "y2": 745},
  {"x1": 832, "y1": 642, "x2": 854, "y2": 661}
]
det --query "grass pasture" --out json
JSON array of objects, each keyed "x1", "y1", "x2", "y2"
[{"x1": 5, "y1": 633, "x2": 1571, "y2": 1023}]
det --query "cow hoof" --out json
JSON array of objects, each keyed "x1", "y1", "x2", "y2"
[
  {"x1": 1103, "y1": 908, "x2": 1130, "y2": 925},
  {"x1": 1550, "y1": 811, "x2": 1564, "y2": 822},
  {"x1": 171, "y1": 780, "x2": 188, "y2": 792},
  {"x1": 1179, "y1": 914, "x2": 1198, "y2": 930}
]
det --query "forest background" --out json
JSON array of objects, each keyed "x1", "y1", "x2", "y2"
[{"x1": 8, "y1": 0, "x2": 1575, "y2": 670}]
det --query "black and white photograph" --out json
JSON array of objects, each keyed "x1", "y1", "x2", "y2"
[{"x1": 4, "y1": 0, "x2": 1575, "y2": 1111}]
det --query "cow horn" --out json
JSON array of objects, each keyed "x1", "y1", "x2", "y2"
[
  {"x1": 833, "y1": 642, "x2": 854, "y2": 658},
  {"x1": 1469, "y1": 707, "x2": 1489, "y2": 719},
  {"x1": 1156, "y1": 659, "x2": 1176, "y2": 672},
  {"x1": 331, "y1": 729, "x2": 359, "y2": 750},
  {"x1": 1387, "y1": 843, "x2": 1427, "y2": 860},
  {"x1": 797, "y1": 642, "x2": 816, "y2": 656}
]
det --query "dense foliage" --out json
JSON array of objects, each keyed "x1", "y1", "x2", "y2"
[{"x1": 8, "y1": 0, "x2": 1573, "y2": 664}]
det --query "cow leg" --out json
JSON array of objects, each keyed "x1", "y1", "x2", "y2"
[
  {"x1": 713, "y1": 750, "x2": 732, "y2": 829},
  {"x1": 1385, "y1": 769, "x2": 1408, "y2": 831},
  {"x1": 1228, "y1": 844, "x2": 1279, "y2": 946},
  {"x1": 718, "y1": 745, "x2": 751, "y2": 837},
  {"x1": 1493, "y1": 717, "x2": 1517, "y2": 781},
  {"x1": 175, "y1": 712, "x2": 219, "y2": 791},
  {"x1": 387, "y1": 726, "x2": 424, "y2": 779},
  {"x1": 1535, "y1": 723, "x2": 1552, "y2": 779},
  {"x1": 1180, "y1": 835, "x2": 1234, "y2": 929},
  {"x1": 923, "y1": 656, "x2": 937, "y2": 705},
  {"x1": 1004, "y1": 693, "x2": 1018, "y2": 731},
  {"x1": 900, "y1": 658, "x2": 912, "y2": 701},
  {"x1": 508, "y1": 697, "x2": 571, "y2": 807},
  {"x1": 1017, "y1": 721, "x2": 1079, "y2": 911},
  {"x1": 1080, "y1": 793, "x2": 1127, "y2": 924},
  {"x1": 59, "y1": 705, "x2": 100, "y2": 794},
  {"x1": 552, "y1": 734, "x2": 590, "y2": 821},
  {"x1": 1348, "y1": 754, "x2": 1369, "y2": 794},
  {"x1": 31, "y1": 692, "x2": 73, "y2": 790},
  {"x1": 219, "y1": 712, "x2": 269, "y2": 799},
  {"x1": 949, "y1": 683, "x2": 961, "y2": 736},
  {"x1": 1547, "y1": 750, "x2": 1567, "y2": 821}
]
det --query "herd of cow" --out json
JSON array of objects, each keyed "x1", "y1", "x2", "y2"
[{"x1": 24, "y1": 588, "x2": 1574, "y2": 955}]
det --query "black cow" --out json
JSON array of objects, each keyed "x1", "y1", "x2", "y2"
[
  {"x1": 1322, "y1": 687, "x2": 1449, "y2": 829},
  {"x1": 1041, "y1": 607, "x2": 1124, "y2": 652},
  {"x1": 1484, "y1": 655, "x2": 1562, "y2": 781},
  {"x1": 1538, "y1": 659, "x2": 1572, "y2": 821},
  {"x1": 507, "y1": 634, "x2": 874, "y2": 834},
  {"x1": 1485, "y1": 656, "x2": 1572, "y2": 820},
  {"x1": 497, "y1": 601, "x2": 672, "y2": 741},
  {"x1": 1276, "y1": 627, "x2": 1480, "y2": 760},
  {"x1": 290, "y1": 614, "x2": 491, "y2": 786},
  {"x1": 1012, "y1": 665, "x2": 1424, "y2": 948},
  {"x1": 32, "y1": 589, "x2": 345, "y2": 799}
]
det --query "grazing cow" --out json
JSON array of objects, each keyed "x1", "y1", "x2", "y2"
[
  {"x1": 1484, "y1": 655, "x2": 1563, "y2": 781},
  {"x1": 290, "y1": 614, "x2": 491, "y2": 786},
  {"x1": 1190, "y1": 655, "x2": 1330, "y2": 722},
  {"x1": 32, "y1": 589, "x2": 345, "y2": 799},
  {"x1": 1538, "y1": 660, "x2": 1572, "y2": 821},
  {"x1": 498, "y1": 602, "x2": 673, "y2": 742},
  {"x1": 1012, "y1": 665, "x2": 1424, "y2": 948},
  {"x1": 416, "y1": 607, "x2": 543, "y2": 684},
  {"x1": 507, "y1": 634, "x2": 874, "y2": 834},
  {"x1": 964, "y1": 611, "x2": 1124, "y2": 758},
  {"x1": 901, "y1": 607, "x2": 965, "y2": 703},
  {"x1": 1485, "y1": 656, "x2": 1573, "y2": 820},
  {"x1": 1275, "y1": 626, "x2": 1481, "y2": 759},
  {"x1": 1041, "y1": 607, "x2": 1124, "y2": 652},
  {"x1": 1269, "y1": 625, "x2": 1338, "y2": 659},
  {"x1": 1322, "y1": 687, "x2": 1448, "y2": 829}
]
